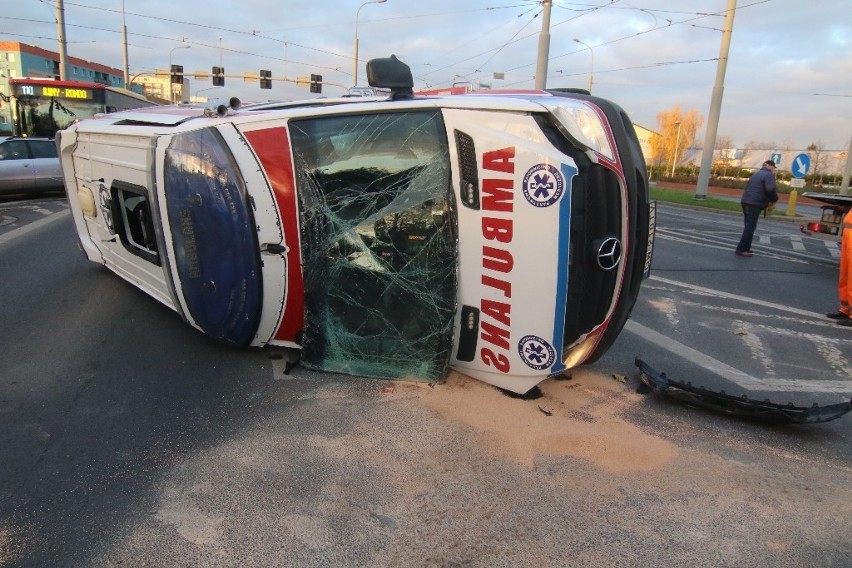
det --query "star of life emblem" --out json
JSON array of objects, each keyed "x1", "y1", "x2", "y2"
[
  {"x1": 522, "y1": 164, "x2": 564, "y2": 208},
  {"x1": 518, "y1": 334, "x2": 556, "y2": 370}
]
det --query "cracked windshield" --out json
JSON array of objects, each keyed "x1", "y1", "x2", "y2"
[{"x1": 289, "y1": 110, "x2": 457, "y2": 380}]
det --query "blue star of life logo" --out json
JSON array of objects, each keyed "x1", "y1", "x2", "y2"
[
  {"x1": 518, "y1": 334, "x2": 556, "y2": 370},
  {"x1": 522, "y1": 164, "x2": 564, "y2": 208}
]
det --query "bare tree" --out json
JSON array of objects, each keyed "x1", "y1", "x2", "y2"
[
  {"x1": 716, "y1": 135, "x2": 734, "y2": 177},
  {"x1": 741, "y1": 140, "x2": 777, "y2": 170},
  {"x1": 741, "y1": 140, "x2": 757, "y2": 167},
  {"x1": 807, "y1": 141, "x2": 826, "y2": 186}
]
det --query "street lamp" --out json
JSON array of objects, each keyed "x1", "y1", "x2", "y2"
[
  {"x1": 168, "y1": 44, "x2": 191, "y2": 103},
  {"x1": 353, "y1": 0, "x2": 387, "y2": 87},
  {"x1": 573, "y1": 38, "x2": 594, "y2": 93},
  {"x1": 670, "y1": 120, "x2": 682, "y2": 178},
  {"x1": 194, "y1": 85, "x2": 221, "y2": 102}
]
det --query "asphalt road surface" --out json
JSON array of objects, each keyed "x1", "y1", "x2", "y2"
[{"x1": 1, "y1": 197, "x2": 850, "y2": 567}]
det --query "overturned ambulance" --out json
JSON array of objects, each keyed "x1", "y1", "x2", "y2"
[{"x1": 57, "y1": 56, "x2": 653, "y2": 394}]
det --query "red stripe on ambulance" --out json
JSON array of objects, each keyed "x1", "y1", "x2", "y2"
[{"x1": 243, "y1": 127, "x2": 305, "y2": 344}]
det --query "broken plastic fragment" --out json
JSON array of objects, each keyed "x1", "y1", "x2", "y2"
[{"x1": 634, "y1": 358, "x2": 852, "y2": 424}]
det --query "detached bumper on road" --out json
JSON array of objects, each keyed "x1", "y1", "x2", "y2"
[{"x1": 635, "y1": 358, "x2": 852, "y2": 424}]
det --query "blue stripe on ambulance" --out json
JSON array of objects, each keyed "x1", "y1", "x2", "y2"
[{"x1": 549, "y1": 162, "x2": 578, "y2": 374}]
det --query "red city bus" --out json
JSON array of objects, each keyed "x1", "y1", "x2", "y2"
[{"x1": 9, "y1": 78, "x2": 157, "y2": 138}]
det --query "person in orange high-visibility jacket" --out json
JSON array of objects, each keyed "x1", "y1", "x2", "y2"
[{"x1": 827, "y1": 207, "x2": 852, "y2": 327}]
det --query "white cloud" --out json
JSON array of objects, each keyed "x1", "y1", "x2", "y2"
[{"x1": 3, "y1": 0, "x2": 849, "y2": 149}]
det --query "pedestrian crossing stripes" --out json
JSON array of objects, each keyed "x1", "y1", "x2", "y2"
[{"x1": 659, "y1": 228, "x2": 840, "y2": 260}]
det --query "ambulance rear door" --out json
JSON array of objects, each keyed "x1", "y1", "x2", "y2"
[{"x1": 65, "y1": 126, "x2": 179, "y2": 311}]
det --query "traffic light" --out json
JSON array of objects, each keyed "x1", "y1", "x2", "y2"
[
  {"x1": 170, "y1": 65, "x2": 183, "y2": 85},
  {"x1": 212, "y1": 66, "x2": 225, "y2": 87},
  {"x1": 310, "y1": 74, "x2": 322, "y2": 94},
  {"x1": 259, "y1": 69, "x2": 272, "y2": 89}
]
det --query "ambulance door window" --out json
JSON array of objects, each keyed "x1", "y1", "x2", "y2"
[{"x1": 111, "y1": 180, "x2": 160, "y2": 264}]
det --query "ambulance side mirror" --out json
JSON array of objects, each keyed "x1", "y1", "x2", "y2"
[{"x1": 366, "y1": 55, "x2": 413, "y2": 100}]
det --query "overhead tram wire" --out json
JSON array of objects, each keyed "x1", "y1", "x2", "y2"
[
  {"x1": 23, "y1": 0, "x2": 590, "y2": 90},
  {"x1": 3, "y1": 16, "x2": 349, "y2": 76},
  {"x1": 419, "y1": 0, "x2": 602, "y2": 86},
  {"x1": 489, "y1": 1, "x2": 760, "y2": 86},
  {"x1": 18, "y1": 0, "x2": 774, "y2": 92},
  {"x1": 419, "y1": 5, "x2": 544, "y2": 84},
  {"x1": 43, "y1": 1, "x2": 354, "y2": 66},
  {"x1": 413, "y1": 0, "x2": 683, "y2": 89},
  {"x1": 495, "y1": 56, "x2": 720, "y2": 90},
  {"x1": 416, "y1": 3, "x2": 542, "y2": 81},
  {"x1": 55, "y1": 0, "x2": 544, "y2": 70},
  {"x1": 477, "y1": 0, "x2": 770, "y2": 84},
  {"x1": 471, "y1": 6, "x2": 543, "y2": 78}
]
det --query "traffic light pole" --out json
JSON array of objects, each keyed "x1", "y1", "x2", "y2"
[
  {"x1": 203, "y1": 72, "x2": 348, "y2": 93},
  {"x1": 128, "y1": 71, "x2": 350, "y2": 98}
]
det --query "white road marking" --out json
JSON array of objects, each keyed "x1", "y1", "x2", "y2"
[
  {"x1": 0, "y1": 209, "x2": 70, "y2": 247},
  {"x1": 625, "y1": 320, "x2": 762, "y2": 384},
  {"x1": 732, "y1": 320, "x2": 776, "y2": 378},
  {"x1": 656, "y1": 226, "x2": 840, "y2": 263},
  {"x1": 648, "y1": 297, "x2": 679, "y2": 327},
  {"x1": 649, "y1": 275, "x2": 824, "y2": 319},
  {"x1": 655, "y1": 230, "x2": 814, "y2": 264},
  {"x1": 632, "y1": 276, "x2": 852, "y2": 394},
  {"x1": 790, "y1": 234, "x2": 806, "y2": 251},
  {"x1": 626, "y1": 320, "x2": 852, "y2": 394},
  {"x1": 823, "y1": 240, "x2": 840, "y2": 259}
]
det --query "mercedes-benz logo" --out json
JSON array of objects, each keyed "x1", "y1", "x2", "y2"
[{"x1": 595, "y1": 237, "x2": 622, "y2": 271}]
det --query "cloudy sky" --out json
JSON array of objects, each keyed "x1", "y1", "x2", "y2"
[{"x1": 4, "y1": 0, "x2": 850, "y2": 151}]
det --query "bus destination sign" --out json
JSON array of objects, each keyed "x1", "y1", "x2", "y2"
[{"x1": 14, "y1": 84, "x2": 92, "y2": 100}]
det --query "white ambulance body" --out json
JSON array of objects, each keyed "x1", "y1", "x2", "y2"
[{"x1": 57, "y1": 57, "x2": 651, "y2": 394}]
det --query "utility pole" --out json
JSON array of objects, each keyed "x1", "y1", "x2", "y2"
[
  {"x1": 841, "y1": 134, "x2": 852, "y2": 195},
  {"x1": 56, "y1": 0, "x2": 69, "y2": 80},
  {"x1": 534, "y1": 0, "x2": 552, "y2": 89},
  {"x1": 670, "y1": 121, "x2": 682, "y2": 177},
  {"x1": 121, "y1": 0, "x2": 129, "y2": 87},
  {"x1": 695, "y1": 0, "x2": 736, "y2": 199}
]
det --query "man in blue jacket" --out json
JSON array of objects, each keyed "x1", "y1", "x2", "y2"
[{"x1": 735, "y1": 159, "x2": 779, "y2": 257}]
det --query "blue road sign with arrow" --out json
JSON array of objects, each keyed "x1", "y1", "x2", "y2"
[{"x1": 792, "y1": 153, "x2": 811, "y2": 178}]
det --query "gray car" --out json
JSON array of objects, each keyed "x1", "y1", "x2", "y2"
[{"x1": 0, "y1": 137, "x2": 64, "y2": 196}]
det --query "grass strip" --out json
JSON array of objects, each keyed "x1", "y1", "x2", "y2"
[{"x1": 650, "y1": 186, "x2": 743, "y2": 213}]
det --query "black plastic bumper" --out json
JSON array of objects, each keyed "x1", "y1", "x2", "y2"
[{"x1": 635, "y1": 358, "x2": 852, "y2": 425}]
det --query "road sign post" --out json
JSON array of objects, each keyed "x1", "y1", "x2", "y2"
[
  {"x1": 787, "y1": 153, "x2": 811, "y2": 217},
  {"x1": 792, "y1": 153, "x2": 811, "y2": 179}
]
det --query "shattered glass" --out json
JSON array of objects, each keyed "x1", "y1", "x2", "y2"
[{"x1": 290, "y1": 111, "x2": 457, "y2": 380}]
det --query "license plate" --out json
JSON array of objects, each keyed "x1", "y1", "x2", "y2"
[{"x1": 643, "y1": 200, "x2": 656, "y2": 279}]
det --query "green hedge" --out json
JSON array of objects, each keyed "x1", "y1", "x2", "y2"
[{"x1": 648, "y1": 165, "x2": 844, "y2": 195}]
